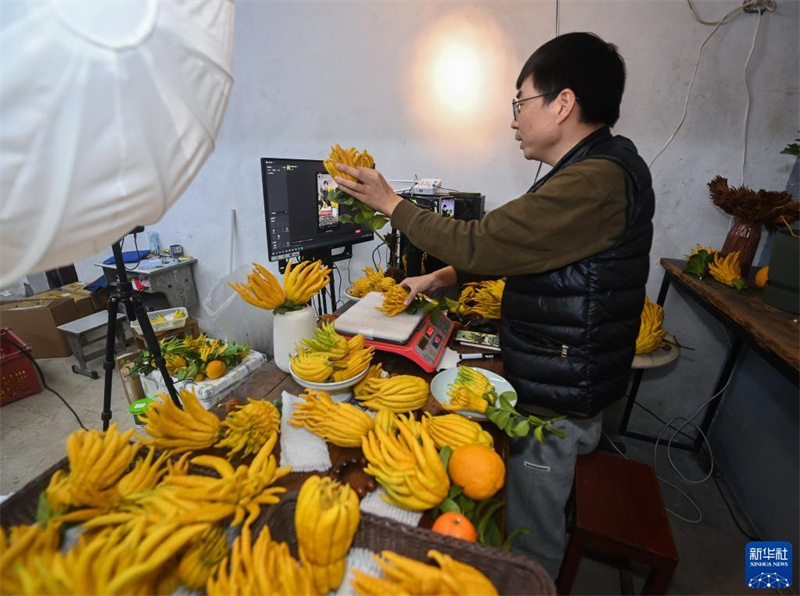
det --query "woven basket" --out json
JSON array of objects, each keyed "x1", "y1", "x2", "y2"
[{"x1": 257, "y1": 492, "x2": 555, "y2": 596}]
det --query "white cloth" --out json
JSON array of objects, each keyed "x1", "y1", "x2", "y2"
[
  {"x1": 359, "y1": 488, "x2": 423, "y2": 527},
  {"x1": 0, "y1": 1, "x2": 234, "y2": 286},
  {"x1": 279, "y1": 391, "x2": 331, "y2": 473},
  {"x1": 335, "y1": 548, "x2": 382, "y2": 596}
]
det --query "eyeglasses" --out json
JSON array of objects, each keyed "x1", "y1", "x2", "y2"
[{"x1": 511, "y1": 92, "x2": 556, "y2": 119}]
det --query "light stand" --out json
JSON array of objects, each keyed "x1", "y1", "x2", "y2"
[{"x1": 101, "y1": 228, "x2": 181, "y2": 430}]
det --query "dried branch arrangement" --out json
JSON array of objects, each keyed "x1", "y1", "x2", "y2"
[{"x1": 708, "y1": 176, "x2": 799, "y2": 230}]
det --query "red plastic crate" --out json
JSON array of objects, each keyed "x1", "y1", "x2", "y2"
[{"x1": 0, "y1": 328, "x2": 42, "y2": 406}]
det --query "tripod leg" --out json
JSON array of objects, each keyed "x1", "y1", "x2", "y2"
[
  {"x1": 101, "y1": 297, "x2": 121, "y2": 430},
  {"x1": 131, "y1": 292, "x2": 182, "y2": 408}
]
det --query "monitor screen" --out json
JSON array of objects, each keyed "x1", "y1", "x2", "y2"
[{"x1": 261, "y1": 158, "x2": 374, "y2": 261}]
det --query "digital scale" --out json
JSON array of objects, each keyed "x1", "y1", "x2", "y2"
[{"x1": 334, "y1": 292, "x2": 455, "y2": 373}]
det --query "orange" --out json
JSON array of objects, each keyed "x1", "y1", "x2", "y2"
[
  {"x1": 205, "y1": 360, "x2": 227, "y2": 380},
  {"x1": 431, "y1": 512, "x2": 478, "y2": 542},
  {"x1": 448, "y1": 444, "x2": 505, "y2": 500},
  {"x1": 754, "y1": 265, "x2": 769, "y2": 289}
]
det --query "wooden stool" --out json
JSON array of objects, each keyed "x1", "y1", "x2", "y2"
[{"x1": 557, "y1": 451, "x2": 679, "y2": 595}]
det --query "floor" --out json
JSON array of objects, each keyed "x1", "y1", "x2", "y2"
[{"x1": 0, "y1": 354, "x2": 795, "y2": 596}]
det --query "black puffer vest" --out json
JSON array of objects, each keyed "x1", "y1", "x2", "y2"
[{"x1": 500, "y1": 127, "x2": 654, "y2": 418}]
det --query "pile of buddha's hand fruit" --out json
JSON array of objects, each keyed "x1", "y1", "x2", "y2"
[
  {"x1": 0, "y1": 418, "x2": 290, "y2": 594},
  {"x1": 229, "y1": 260, "x2": 331, "y2": 313},
  {"x1": 352, "y1": 550, "x2": 498, "y2": 596},
  {"x1": 452, "y1": 279, "x2": 505, "y2": 319},
  {"x1": 349, "y1": 266, "x2": 396, "y2": 297},
  {"x1": 130, "y1": 334, "x2": 249, "y2": 382},
  {"x1": 323, "y1": 144, "x2": 390, "y2": 242},
  {"x1": 290, "y1": 323, "x2": 374, "y2": 383},
  {"x1": 362, "y1": 412, "x2": 450, "y2": 511},
  {"x1": 683, "y1": 244, "x2": 747, "y2": 289},
  {"x1": 634, "y1": 296, "x2": 668, "y2": 355}
]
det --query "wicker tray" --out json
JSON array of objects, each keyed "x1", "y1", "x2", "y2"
[{"x1": 256, "y1": 492, "x2": 555, "y2": 596}]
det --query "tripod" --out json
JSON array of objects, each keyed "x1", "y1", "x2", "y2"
[{"x1": 101, "y1": 229, "x2": 181, "y2": 431}]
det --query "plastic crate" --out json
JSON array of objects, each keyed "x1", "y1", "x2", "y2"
[
  {"x1": 0, "y1": 328, "x2": 42, "y2": 406},
  {"x1": 130, "y1": 307, "x2": 188, "y2": 334}
]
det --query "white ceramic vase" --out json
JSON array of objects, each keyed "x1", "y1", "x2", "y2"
[{"x1": 272, "y1": 306, "x2": 317, "y2": 373}]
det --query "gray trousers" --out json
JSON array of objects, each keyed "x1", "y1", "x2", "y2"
[{"x1": 507, "y1": 415, "x2": 602, "y2": 579}]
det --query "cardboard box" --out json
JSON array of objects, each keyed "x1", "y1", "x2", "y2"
[
  {"x1": 116, "y1": 350, "x2": 145, "y2": 405},
  {"x1": 0, "y1": 298, "x2": 79, "y2": 358},
  {"x1": 33, "y1": 289, "x2": 97, "y2": 318}
]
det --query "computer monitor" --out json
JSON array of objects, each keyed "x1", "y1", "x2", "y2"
[{"x1": 261, "y1": 157, "x2": 374, "y2": 262}]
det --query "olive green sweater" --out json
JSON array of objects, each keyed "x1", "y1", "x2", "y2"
[{"x1": 391, "y1": 158, "x2": 628, "y2": 279}]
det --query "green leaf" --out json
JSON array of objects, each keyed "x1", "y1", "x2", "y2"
[
  {"x1": 458, "y1": 495, "x2": 475, "y2": 515},
  {"x1": 513, "y1": 420, "x2": 530, "y2": 437},
  {"x1": 484, "y1": 521, "x2": 502, "y2": 547},
  {"x1": 683, "y1": 251, "x2": 715, "y2": 279},
  {"x1": 498, "y1": 391, "x2": 516, "y2": 410},
  {"x1": 371, "y1": 214, "x2": 389, "y2": 229},
  {"x1": 338, "y1": 214, "x2": 353, "y2": 224},
  {"x1": 439, "y1": 498, "x2": 461, "y2": 513},
  {"x1": 495, "y1": 411, "x2": 511, "y2": 429},
  {"x1": 447, "y1": 484, "x2": 463, "y2": 500},
  {"x1": 36, "y1": 493, "x2": 53, "y2": 524},
  {"x1": 533, "y1": 425, "x2": 545, "y2": 443},
  {"x1": 438, "y1": 445, "x2": 452, "y2": 469},
  {"x1": 476, "y1": 500, "x2": 504, "y2": 538},
  {"x1": 501, "y1": 527, "x2": 530, "y2": 551}
]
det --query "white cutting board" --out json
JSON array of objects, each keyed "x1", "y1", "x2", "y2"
[{"x1": 334, "y1": 291, "x2": 425, "y2": 344}]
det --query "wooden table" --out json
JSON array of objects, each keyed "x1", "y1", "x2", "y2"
[
  {"x1": 211, "y1": 344, "x2": 509, "y2": 528},
  {"x1": 618, "y1": 258, "x2": 799, "y2": 450}
]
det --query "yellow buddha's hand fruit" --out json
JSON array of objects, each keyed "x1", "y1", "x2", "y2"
[
  {"x1": 295, "y1": 476, "x2": 361, "y2": 594},
  {"x1": 634, "y1": 296, "x2": 667, "y2": 355},
  {"x1": 283, "y1": 259, "x2": 331, "y2": 306},
  {"x1": 708, "y1": 251, "x2": 747, "y2": 290}
]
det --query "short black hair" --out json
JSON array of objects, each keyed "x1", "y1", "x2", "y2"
[{"x1": 516, "y1": 32, "x2": 626, "y2": 127}]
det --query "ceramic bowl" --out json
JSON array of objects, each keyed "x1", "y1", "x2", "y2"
[{"x1": 289, "y1": 366, "x2": 369, "y2": 402}]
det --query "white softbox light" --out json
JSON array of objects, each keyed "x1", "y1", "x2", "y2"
[{"x1": 0, "y1": 0, "x2": 235, "y2": 288}]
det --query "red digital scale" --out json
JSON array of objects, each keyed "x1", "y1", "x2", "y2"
[{"x1": 334, "y1": 292, "x2": 455, "y2": 373}]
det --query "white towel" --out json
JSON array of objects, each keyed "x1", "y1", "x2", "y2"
[
  {"x1": 335, "y1": 547, "x2": 383, "y2": 596},
  {"x1": 279, "y1": 391, "x2": 331, "y2": 472},
  {"x1": 359, "y1": 488, "x2": 423, "y2": 527}
]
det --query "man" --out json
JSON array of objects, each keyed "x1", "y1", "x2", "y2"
[{"x1": 335, "y1": 32, "x2": 654, "y2": 578}]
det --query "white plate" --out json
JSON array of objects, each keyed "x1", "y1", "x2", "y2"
[
  {"x1": 343, "y1": 287, "x2": 361, "y2": 302},
  {"x1": 430, "y1": 366, "x2": 516, "y2": 420}
]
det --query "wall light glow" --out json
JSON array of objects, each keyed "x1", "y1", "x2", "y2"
[{"x1": 406, "y1": 9, "x2": 516, "y2": 148}]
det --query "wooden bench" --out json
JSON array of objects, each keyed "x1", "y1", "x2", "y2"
[
  {"x1": 557, "y1": 451, "x2": 679, "y2": 595},
  {"x1": 57, "y1": 311, "x2": 129, "y2": 379}
]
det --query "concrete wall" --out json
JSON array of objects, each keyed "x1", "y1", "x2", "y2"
[{"x1": 64, "y1": 0, "x2": 797, "y2": 537}]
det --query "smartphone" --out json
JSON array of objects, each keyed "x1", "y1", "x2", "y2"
[{"x1": 454, "y1": 329, "x2": 501, "y2": 351}]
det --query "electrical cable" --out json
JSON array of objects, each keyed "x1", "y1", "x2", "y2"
[
  {"x1": 648, "y1": 2, "x2": 751, "y2": 170},
  {"x1": 741, "y1": 10, "x2": 763, "y2": 185},
  {"x1": 711, "y1": 471, "x2": 759, "y2": 540},
  {"x1": 555, "y1": 0, "x2": 560, "y2": 37},
  {"x1": 0, "y1": 335, "x2": 88, "y2": 431},
  {"x1": 333, "y1": 263, "x2": 344, "y2": 308},
  {"x1": 634, "y1": 400, "x2": 698, "y2": 444}
]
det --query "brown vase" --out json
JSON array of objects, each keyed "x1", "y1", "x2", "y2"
[{"x1": 720, "y1": 218, "x2": 761, "y2": 278}]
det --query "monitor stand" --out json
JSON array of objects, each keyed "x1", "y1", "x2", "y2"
[{"x1": 278, "y1": 244, "x2": 352, "y2": 315}]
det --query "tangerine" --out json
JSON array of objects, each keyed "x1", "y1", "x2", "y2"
[
  {"x1": 205, "y1": 360, "x2": 227, "y2": 379},
  {"x1": 431, "y1": 511, "x2": 478, "y2": 542},
  {"x1": 754, "y1": 265, "x2": 769, "y2": 289},
  {"x1": 448, "y1": 444, "x2": 505, "y2": 500}
]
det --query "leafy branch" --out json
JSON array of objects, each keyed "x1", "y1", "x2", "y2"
[
  {"x1": 331, "y1": 188, "x2": 390, "y2": 245},
  {"x1": 485, "y1": 391, "x2": 566, "y2": 443}
]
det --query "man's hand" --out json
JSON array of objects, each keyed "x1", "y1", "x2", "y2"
[
  {"x1": 400, "y1": 266, "x2": 458, "y2": 305},
  {"x1": 335, "y1": 164, "x2": 403, "y2": 217}
]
